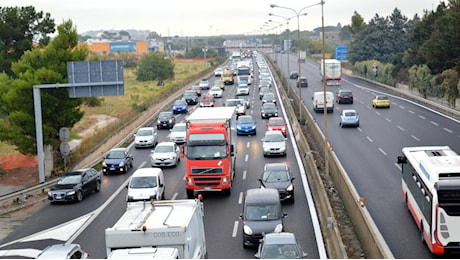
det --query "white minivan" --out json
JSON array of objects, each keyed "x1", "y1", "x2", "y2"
[
  {"x1": 126, "y1": 168, "x2": 165, "y2": 202},
  {"x1": 312, "y1": 91, "x2": 334, "y2": 113}
]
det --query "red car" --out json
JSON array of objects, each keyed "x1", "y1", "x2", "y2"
[
  {"x1": 200, "y1": 95, "x2": 215, "y2": 107},
  {"x1": 266, "y1": 117, "x2": 287, "y2": 136}
]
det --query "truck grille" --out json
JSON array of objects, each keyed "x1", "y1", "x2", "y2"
[
  {"x1": 194, "y1": 177, "x2": 221, "y2": 186},
  {"x1": 191, "y1": 168, "x2": 223, "y2": 174}
]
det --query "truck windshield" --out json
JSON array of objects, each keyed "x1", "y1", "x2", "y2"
[{"x1": 187, "y1": 145, "x2": 227, "y2": 160}]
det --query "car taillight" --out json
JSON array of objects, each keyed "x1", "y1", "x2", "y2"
[
  {"x1": 349, "y1": 95, "x2": 353, "y2": 98},
  {"x1": 338, "y1": 95, "x2": 343, "y2": 98}
]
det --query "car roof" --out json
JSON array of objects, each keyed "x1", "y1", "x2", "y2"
[
  {"x1": 263, "y1": 232, "x2": 297, "y2": 245},
  {"x1": 264, "y1": 130, "x2": 283, "y2": 136},
  {"x1": 269, "y1": 117, "x2": 284, "y2": 121},
  {"x1": 264, "y1": 162, "x2": 288, "y2": 171},
  {"x1": 156, "y1": 141, "x2": 176, "y2": 147},
  {"x1": 131, "y1": 167, "x2": 163, "y2": 177},
  {"x1": 37, "y1": 243, "x2": 84, "y2": 259},
  {"x1": 245, "y1": 188, "x2": 279, "y2": 204},
  {"x1": 342, "y1": 109, "x2": 357, "y2": 113},
  {"x1": 262, "y1": 102, "x2": 276, "y2": 107},
  {"x1": 108, "y1": 147, "x2": 128, "y2": 152},
  {"x1": 160, "y1": 111, "x2": 173, "y2": 115}
]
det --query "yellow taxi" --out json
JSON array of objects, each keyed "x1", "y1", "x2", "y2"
[
  {"x1": 213, "y1": 79, "x2": 225, "y2": 90},
  {"x1": 372, "y1": 95, "x2": 390, "y2": 108}
]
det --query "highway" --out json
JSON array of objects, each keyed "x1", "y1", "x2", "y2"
[
  {"x1": 275, "y1": 52, "x2": 460, "y2": 258},
  {"x1": 0, "y1": 55, "x2": 326, "y2": 259}
]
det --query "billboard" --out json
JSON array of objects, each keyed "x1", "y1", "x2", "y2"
[{"x1": 110, "y1": 42, "x2": 136, "y2": 53}]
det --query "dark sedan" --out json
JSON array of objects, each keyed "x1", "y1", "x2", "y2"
[
  {"x1": 102, "y1": 148, "x2": 133, "y2": 174},
  {"x1": 48, "y1": 168, "x2": 101, "y2": 203},
  {"x1": 261, "y1": 102, "x2": 278, "y2": 119},
  {"x1": 259, "y1": 163, "x2": 295, "y2": 203},
  {"x1": 157, "y1": 111, "x2": 175, "y2": 129}
]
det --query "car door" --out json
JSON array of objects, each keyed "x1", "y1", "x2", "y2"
[
  {"x1": 124, "y1": 150, "x2": 133, "y2": 167},
  {"x1": 81, "y1": 172, "x2": 92, "y2": 196}
]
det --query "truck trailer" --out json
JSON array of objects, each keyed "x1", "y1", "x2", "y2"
[
  {"x1": 105, "y1": 199, "x2": 207, "y2": 259},
  {"x1": 320, "y1": 59, "x2": 341, "y2": 86},
  {"x1": 183, "y1": 107, "x2": 236, "y2": 198}
]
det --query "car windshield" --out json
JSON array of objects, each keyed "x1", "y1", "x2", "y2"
[
  {"x1": 202, "y1": 96, "x2": 214, "y2": 102},
  {"x1": 238, "y1": 116, "x2": 254, "y2": 124},
  {"x1": 137, "y1": 129, "x2": 153, "y2": 136},
  {"x1": 344, "y1": 112, "x2": 356, "y2": 117},
  {"x1": 57, "y1": 174, "x2": 81, "y2": 185},
  {"x1": 174, "y1": 100, "x2": 186, "y2": 106},
  {"x1": 245, "y1": 205, "x2": 280, "y2": 221},
  {"x1": 265, "y1": 133, "x2": 284, "y2": 142},
  {"x1": 129, "y1": 176, "x2": 157, "y2": 188},
  {"x1": 261, "y1": 244, "x2": 299, "y2": 259},
  {"x1": 172, "y1": 125, "x2": 186, "y2": 132},
  {"x1": 159, "y1": 113, "x2": 171, "y2": 119},
  {"x1": 377, "y1": 96, "x2": 388, "y2": 100},
  {"x1": 155, "y1": 145, "x2": 174, "y2": 153},
  {"x1": 106, "y1": 151, "x2": 125, "y2": 159},
  {"x1": 263, "y1": 170, "x2": 289, "y2": 182},
  {"x1": 226, "y1": 100, "x2": 240, "y2": 106},
  {"x1": 269, "y1": 119, "x2": 284, "y2": 126},
  {"x1": 264, "y1": 93, "x2": 275, "y2": 99},
  {"x1": 187, "y1": 145, "x2": 227, "y2": 160},
  {"x1": 263, "y1": 103, "x2": 276, "y2": 109}
]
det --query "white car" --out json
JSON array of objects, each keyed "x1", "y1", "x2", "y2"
[
  {"x1": 37, "y1": 244, "x2": 89, "y2": 259},
  {"x1": 199, "y1": 78, "x2": 210, "y2": 90},
  {"x1": 169, "y1": 123, "x2": 186, "y2": 144},
  {"x1": 134, "y1": 127, "x2": 158, "y2": 148},
  {"x1": 127, "y1": 168, "x2": 165, "y2": 201},
  {"x1": 214, "y1": 67, "x2": 224, "y2": 77},
  {"x1": 150, "y1": 142, "x2": 180, "y2": 167},
  {"x1": 236, "y1": 83, "x2": 249, "y2": 96},
  {"x1": 208, "y1": 87, "x2": 223, "y2": 98}
]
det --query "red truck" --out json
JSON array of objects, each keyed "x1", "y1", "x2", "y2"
[{"x1": 183, "y1": 107, "x2": 236, "y2": 198}]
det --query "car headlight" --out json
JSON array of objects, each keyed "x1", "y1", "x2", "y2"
[
  {"x1": 169, "y1": 154, "x2": 176, "y2": 160},
  {"x1": 67, "y1": 190, "x2": 76, "y2": 196},
  {"x1": 237, "y1": 125, "x2": 242, "y2": 130},
  {"x1": 274, "y1": 224, "x2": 283, "y2": 233},
  {"x1": 48, "y1": 191, "x2": 53, "y2": 196},
  {"x1": 251, "y1": 125, "x2": 256, "y2": 130},
  {"x1": 287, "y1": 184, "x2": 294, "y2": 191},
  {"x1": 243, "y1": 225, "x2": 253, "y2": 235},
  {"x1": 119, "y1": 162, "x2": 125, "y2": 167},
  {"x1": 169, "y1": 119, "x2": 173, "y2": 123},
  {"x1": 102, "y1": 161, "x2": 107, "y2": 167},
  {"x1": 157, "y1": 120, "x2": 161, "y2": 124}
]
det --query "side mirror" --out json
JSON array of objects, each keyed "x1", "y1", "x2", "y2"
[{"x1": 239, "y1": 213, "x2": 243, "y2": 219}]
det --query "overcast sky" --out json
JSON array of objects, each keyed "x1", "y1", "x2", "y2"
[{"x1": 3, "y1": 0, "x2": 443, "y2": 37}]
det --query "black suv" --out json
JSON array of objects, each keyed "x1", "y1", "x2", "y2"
[
  {"x1": 336, "y1": 89, "x2": 353, "y2": 104},
  {"x1": 182, "y1": 90, "x2": 199, "y2": 105},
  {"x1": 157, "y1": 111, "x2": 175, "y2": 129},
  {"x1": 297, "y1": 77, "x2": 308, "y2": 87}
]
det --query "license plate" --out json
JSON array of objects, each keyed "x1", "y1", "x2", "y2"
[
  {"x1": 56, "y1": 195, "x2": 62, "y2": 199},
  {"x1": 110, "y1": 167, "x2": 115, "y2": 170},
  {"x1": 204, "y1": 187, "x2": 212, "y2": 190}
]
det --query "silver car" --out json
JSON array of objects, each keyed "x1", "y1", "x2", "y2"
[
  {"x1": 169, "y1": 123, "x2": 186, "y2": 144},
  {"x1": 150, "y1": 142, "x2": 180, "y2": 167},
  {"x1": 255, "y1": 232, "x2": 307, "y2": 259},
  {"x1": 37, "y1": 243, "x2": 89, "y2": 259},
  {"x1": 261, "y1": 130, "x2": 287, "y2": 156}
]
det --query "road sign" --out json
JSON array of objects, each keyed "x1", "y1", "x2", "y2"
[
  {"x1": 59, "y1": 127, "x2": 70, "y2": 142},
  {"x1": 59, "y1": 142, "x2": 70, "y2": 156},
  {"x1": 335, "y1": 45, "x2": 348, "y2": 61},
  {"x1": 67, "y1": 60, "x2": 124, "y2": 98}
]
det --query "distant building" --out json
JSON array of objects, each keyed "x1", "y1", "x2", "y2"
[{"x1": 80, "y1": 40, "x2": 163, "y2": 55}]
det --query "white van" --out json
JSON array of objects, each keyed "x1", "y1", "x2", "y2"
[
  {"x1": 312, "y1": 91, "x2": 334, "y2": 113},
  {"x1": 126, "y1": 168, "x2": 165, "y2": 202}
]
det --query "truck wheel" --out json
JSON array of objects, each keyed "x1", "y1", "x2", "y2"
[
  {"x1": 186, "y1": 190, "x2": 194, "y2": 199},
  {"x1": 223, "y1": 189, "x2": 231, "y2": 196}
]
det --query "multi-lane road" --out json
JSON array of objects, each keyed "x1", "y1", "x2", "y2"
[{"x1": 1, "y1": 51, "x2": 459, "y2": 259}]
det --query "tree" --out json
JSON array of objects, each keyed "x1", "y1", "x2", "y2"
[
  {"x1": 0, "y1": 20, "x2": 88, "y2": 155},
  {"x1": 0, "y1": 6, "x2": 55, "y2": 76},
  {"x1": 136, "y1": 53, "x2": 174, "y2": 81},
  {"x1": 346, "y1": 11, "x2": 366, "y2": 35}
]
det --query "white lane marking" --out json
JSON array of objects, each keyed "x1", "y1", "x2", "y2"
[
  {"x1": 411, "y1": 135, "x2": 420, "y2": 141},
  {"x1": 397, "y1": 125, "x2": 405, "y2": 131},
  {"x1": 232, "y1": 221, "x2": 239, "y2": 238},
  {"x1": 245, "y1": 154, "x2": 249, "y2": 162},
  {"x1": 385, "y1": 118, "x2": 392, "y2": 123},
  {"x1": 430, "y1": 121, "x2": 438, "y2": 126},
  {"x1": 379, "y1": 148, "x2": 387, "y2": 156},
  {"x1": 418, "y1": 115, "x2": 426, "y2": 120},
  {"x1": 238, "y1": 192, "x2": 244, "y2": 204},
  {"x1": 246, "y1": 142, "x2": 250, "y2": 148},
  {"x1": 408, "y1": 110, "x2": 415, "y2": 114},
  {"x1": 171, "y1": 193, "x2": 178, "y2": 200},
  {"x1": 444, "y1": 128, "x2": 453, "y2": 133},
  {"x1": 367, "y1": 136, "x2": 373, "y2": 142},
  {"x1": 242, "y1": 170, "x2": 247, "y2": 180}
]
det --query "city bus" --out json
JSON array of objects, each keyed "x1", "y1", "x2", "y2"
[{"x1": 397, "y1": 146, "x2": 460, "y2": 255}]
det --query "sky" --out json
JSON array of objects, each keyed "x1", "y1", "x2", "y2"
[{"x1": 3, "y1": 0, "x2": 443, "y2": 37}]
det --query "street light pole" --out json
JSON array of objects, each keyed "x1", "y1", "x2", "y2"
[
  {"x1": 319, "y1": 1, "x2": 329, "y2": 177},
  {"x1": 269, "y1": 13, "x2": 292, "y2": 97}
]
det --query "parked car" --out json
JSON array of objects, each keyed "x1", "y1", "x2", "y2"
[
  {"x1": 169, "y1": 123, "x2": 187, "y2": 144},
  {"x1": 157, "y1": 111, "x2": 175, "y2": 129},
  {"x1": 297, "y1": 77, "x2": 308, "y2": 88},
  {"x1": 134, "y1": 127, "x2": 158, "y2": 148},
  {"x1": 190, "y1": 85, "x2": 202, "y2": 96},
  {"x1": 150, "y1": 142, "x2": 180, "y2": 167},
  {"x1": 172, "y1": 99, "x2": 188, "y2": 114},
  {"x1": 372, "y1": 95, "x2": 390, "y2": 108},
  {"x1": 261, "y1": 102, "x2": 278, "y2": 119},
  {"x1": 209, "y1": 86, "x2": 223, "y2": 98},
  {"x1": 198, "y1": 78, "x2": 210, "y2": 89},
  {"x1": 339, "y1": 109, "x2": 360, "y2": 127},
  {"x1": 261, "y1": 130, "x2": 287, "y2": 156},
  {"x1": 336, "y1": 89, "x2": 353, "y2": 104},
  {"x1": 262, "y1": 92, "x2": 277, "y2": 105},
  {"x1": 48, "y1": 168, "x2": 101, "y2": 203},
  {"x1": 102, "y1": 148, "x2": 133, "y2": 175},
  {"x1": 259, "y1": 162, "x2": 294, "y2": 203},
  {"x1": 37, "y1": 243, "x2": 89, "y2": 259},
  {"x1": 254, "y1": 232, "x2": 307, "y2": 259},
  {"x1": 200, "y1": 95, "x2": 215, "y2": 107},
  {"x1": 240, "y1": 188, "x2": 286, "y2": 248},
  {"x1": 182, "y1": 90, "x2": 199, "y2": 105},
  {"x1": 289, "y1": 71, "x2": 299, "y2": 79},
  {"x1": 126, "y1": 168, "x2": 165, "y2": 202},
  {"x1": 236, "y1": 115, "x2": 257, "y2": 135},
  {"x1": 267, "y1": 117, "x2": 287, "y2": 136}
]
